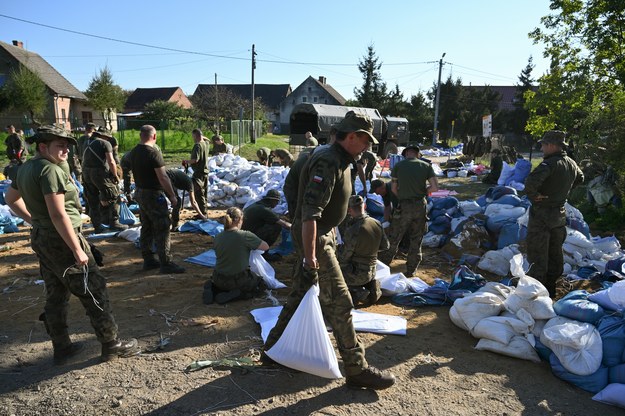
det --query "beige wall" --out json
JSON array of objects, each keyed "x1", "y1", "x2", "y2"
[{"x1": 71, "y1": 101, "x2": 118, "y2": 132}]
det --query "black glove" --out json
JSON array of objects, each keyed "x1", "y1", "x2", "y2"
[{"x1": 301, "y1": 264, "x2": 319, "y2": 287}]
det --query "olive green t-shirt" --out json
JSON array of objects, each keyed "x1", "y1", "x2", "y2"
[
  {"x1": 12, "y1": 157, "x2": 82, "y2": 229},
  {"x1": 214, "y1": 229, "x2": 262, "y2": 275},
  {"x1": 190, "y1": 140, "x2": 209, "y2": 177},
  {"x1": 391, "y1": 158, "x2": 435, "y2": 200}
]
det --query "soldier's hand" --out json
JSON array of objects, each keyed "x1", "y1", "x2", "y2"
[
  {"x1": 301, "y1": 259, "x2": 319, "y2": 286},
  {"x1": 73, "y1": 248, "x2": 89, "y2": 266}
]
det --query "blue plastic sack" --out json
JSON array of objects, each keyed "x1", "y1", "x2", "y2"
[
  {"x1": 179, "y1": 220, "x2": 224, "y2": 236},
  {"x1": 549, "y1": 354, "x2": 609, "y2": 393},
  {"x1": 596, "y1": 315, "x2": 625, "y2": 367},
  {"x1": 553, "y1": 290, "x2": 606, "y2": 324},
  {"x1": 567, "y1": 217, "x2": 591, "y2": 239},
  {"x1": 486, "y1": 215, "x2": 516, "y2": 234},
  {"x1": 534, "y1": 338, "x2": 553, "y2": 362},
  {"x1": 429, "y1": 215, "x2": 451, "y2": 235},
  {"x1": 185, "y1": 249, "x2": 217, "y2": 267},
  {"x1": 485, "y1": 186, "x2": 517, "y2": 202},
  {"x1": 609, "y1": 363, "x2": 625, "y2": 384},
  {"x1": 119, "y1": 201, "x2": 137, "y2": 225},
  {"x1": 365, "y1": 197, "x2": 385, "y2": 221},
  {"x1": 588, "y1": 289, "x2": 623, "y2": 312},
  {"x1": 606, "y1": 257, "x2": 625, "y2": 274},
  {"x1": 492, "y1": 194, "x2": 523, "y2": 207},
  {"x1": 449, "y1": 265, "x2": 486, "y2": 291},
  {"x1": 510, "y1": 158, "x2": 532, "y2": 184},
  {"x1": 498, "y1": 222, "x2": 522, "y2": 249},
  {"x1": 431, "y1": 196, "x2": 459, "y2": 211},
  {"x1": 269, "y1": 228, "x2": 294, "y2": 256}
]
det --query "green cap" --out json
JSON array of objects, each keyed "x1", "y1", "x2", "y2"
[
  {"x1": 264, "y1": 189, "x2": 281, "y2": 201},
  {"x1": 26, "y1": 125, "x2": 77, "y2": 146},
  {"x1": 93, "y1": 127, "x2": 114, "y2": 140},
  {"x1": 335, "y1": 111, "x2": 378, "y2": 144},
  {"x1": 539, "y1": 130, "x2": 567, "y2": 146},
  {"x1": 401, "y1": 143, "x2": 420, "y2": 157},
  {"x1": 348, "y1": 195, "x2": 364, "y2": 208}
]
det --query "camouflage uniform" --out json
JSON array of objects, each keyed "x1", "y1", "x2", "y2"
[
  {"x1": 379, "y1": 157, "x2": 435, "y2": 275},
  {"x1": 134, "y1": 188, "x2": 172, "y2": 264},
  {"x1": 525, "y1": 147, "x2": 583, "y2": 296},
  {"x1": 256, "y1": 147, "x2": 272, "y2": 165},
  {"x1": 5, "y1": 132, "x2": 26, "y2": 162},
  {"x1": 339, "y1": 213, "x2": 389, "y2": 304},
  {"x1": 264, "y1": 143, "x2": 368, "y2": 376},
  {"x1": 190, "y1": 140, "x2": 209, "y2": 215}
]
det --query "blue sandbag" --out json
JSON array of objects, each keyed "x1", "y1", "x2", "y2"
[
  {"x1": 553, "y1": 290, "x2": 606, "y2": 324},
  {"x1": 492, "y1": 194, "x2": 523, "y2": 207},
  {"x1": 606, "y1": 257, "x2": 625, "y2": 274},
  {"x1": 431, "y1": 196, "x2": 459, "y2": 211},
  {"x1": 476, "y1": 195, "x2": 488, "y2": 207},
  {"x1": 365, "y1": 198, "x2": 384, "y2": 221},
  {"x1": 486, "y1": 215, "x2": 517, "y2": 234},
  {"x1": 534, "y1": 338, "x2": 553, "y2": 362},
  {"x1": 485, "y1": 186, "x2": 517, "y2": 202},
  {"x1": 549, "y1": 354, "x2": 609, "y2": 393},
  {"x1": 498, "y1": 222, "x2": 522, "y2": 249},
  {"x1": 119, "y1": 201, "x2": 137, "y2": 225},
  {"x1": 596, "y1": 315, "x2": 625, "y2": 367},
  {"x1": 268, "y1": 228, "x2": 294, "y2": 256},
  {"x1": 510, "y1": 158, "x2": 532, "y2": 184},
  {"x1": 567, "y1": 217, "x2": 591, "y2": 239},
  {"x1": 179, "y1": 220, "x2": 224, "y2": 236},
  {"x1": 609, "y1": 363, "x2": 625, "y2": 384},
  {"x1": 429, "y1": 215, "x2": 451, "y2": 235}
]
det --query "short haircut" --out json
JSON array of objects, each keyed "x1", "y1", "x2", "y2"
[
  {"x1": 370, "y1": 179, "x2": 385, "y2": 191},
  {"x1": 192, "y1": 128, "x2": 202, "y2": 136},
  {"x1": 140, "y1": 125, "x2": 156, "y2": 139}
]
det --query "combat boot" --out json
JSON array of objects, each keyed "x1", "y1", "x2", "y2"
[
  {"x1": 106, "y1": 204, "x2": 128, "y2": 231},
  {"x1": 142, "y1": 256, "x2": 161, "y2": 271},
  {"x1": 346, "y1": 366, "x2": 396, "y2": 390},
  {"x1": 101, "y1": 338, "x2": 140, "y2": 362},
  {"x1": 160, "y1": 262, "x2": 185, "y2": 274},
  {"x1": 53, "y1": 341, "x2": 85, "y2": 365}
]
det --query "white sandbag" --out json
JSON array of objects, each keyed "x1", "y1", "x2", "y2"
[
  {"x1": 504, "y1": 254, "x2": 556, "y2": 320},
  {"x1": 457, "y1": 169, "x2": 468, "y2": 177},
  {"x1": 475, "y1": 335, "x2": 541, "y2": 363},
  {"x1": 375, "y1": 260, "x2": 391, "y2": 279},
  {"x1": 451, "y1": 217, "x2": 468, "y2": 233},
  {"x1": 378, "y1": 273, "x2": 429, "y2": 295},
  {"x1": 117, "y1": 227, "x2": 141, "y2": 242},
  {"x1": 517, "y1": 208, "x2": 529, "y2": 227},
  {"x1": 249, "y1": 250, "x2": 286, "y2": 289},
  {"x1": 471, "y1": 312, "x2": 534, "y2": 344},
  {"x1": 450, "y1": 292, "x2": 504, "y2": 331},
  {"x1": 449, "y1": 305, "x2": 468, "y2": 331},
  {"x1": 565, "y1": 202, "x2": 585, "y2": 222},
  {"x1": 266, "y1": 285, "x2": 342, "y2": 379},
  {"x1": 565, "y1": 227, "x2": 594, "y2": 249},
  {"x1": 532, "y1": 319, "x2": 548, "y2": 338},
  {"x1": 484, "y1": 203, "x2": 526, "y2": 219},
  {"x1": 476, "y1": 282, "x2": 513, "y2": 301},
  {"x1": 459, "y1": 200, "x2": 482, "y2": 217},
  {"x1": 478, "y1": 245, "x2": 521, "y2": 276},
  {"x1": 592, "y1": 236, "x2": 622, "y2": 254},
  {"x1": 497, "y1": 161, "x2": 515, "y2": 186},
  {"x1": 223, "y1": 183, "x2": 238, "y2": 196},
  {"x1": 540, "y1": 316, "x2": 603, "y2": 376},
  {"x1": 422, "y1": 231, "x2": 446, "y2": 248}
]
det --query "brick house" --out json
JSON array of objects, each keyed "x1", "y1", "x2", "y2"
[{"x1": 123, "y1": 87, "x2": 192, "y2": 113}]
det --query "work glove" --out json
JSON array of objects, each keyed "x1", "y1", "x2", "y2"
[{"x1": 301, "y1": 264, "x2": 319, "y2": 287}]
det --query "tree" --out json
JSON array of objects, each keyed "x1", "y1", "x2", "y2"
[
  {"x1": 0, "y1": 64, "x2": 48, "y2": 124},
  {"x1": 142, "y1": 100, "x2": 188, "y2": 122},
  {"x1": 383, "y1": 84, "x2": 408, "y2": 117},
  {"x1": 405, "y1": 92, "x2": 433, "y2": 141},
  {"x1": 85, "y1": 66, "x2": 126, "y2": 130},
  {"x1": 508, "y1": 56, "x2": 535, "y2": 136},
  {"x1": 354, "y1": 44, "x2": 388, "y2": 110},
  {"x1": 191, "y1": 86, "x2": 267, "y2": 133}
]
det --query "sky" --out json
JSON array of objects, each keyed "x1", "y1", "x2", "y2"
[{"x1": 0, "y1": 1, "x2": 554, "y2": 101}]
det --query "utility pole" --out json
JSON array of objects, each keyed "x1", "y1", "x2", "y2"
[
  {"x1": 251, "y1": 44, "x2": 257, "y2": 144},
  {"x1": 214, "y1": 73, "x2": 219, "y2": 134},
  {"x1": 432, "y1": 52, "x2": 446, "y2": 146}
]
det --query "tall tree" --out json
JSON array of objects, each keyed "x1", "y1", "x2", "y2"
[
  {"x1": 405, "y1": 92, "x2": 433, "y2": 141},
  {"x1": 509, "y1": 56, "x2": 535, "y2": 136},
  {"x1": 85, "y1": 66, "x2": 126, "y2": 130},
  {"x1": 1, "y1": 64, "x2": 48, "y2": 124},
  {"x1": 354, "y1": 44, "x2": 388, "y2": 109},
  {"x1": 383, "y1": 84, "x2": 408, "y2": 116}
]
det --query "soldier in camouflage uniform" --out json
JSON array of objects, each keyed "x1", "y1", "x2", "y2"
[
  {"x1": 126, "y1": 125, "x2": 185, "y2": 274},
  {"x1": 339, "y1": 195, "x2": 389, "y2": 306},
  {"x1": 210, "y1": 134, "x2": 228, "y2": 155},
  {"x1": 5, "y1": 126, "x2": 139, "y2": 364},
  {"x1": 183, "y1": 129, "x2": 210, "y2": 217},
  {"x1": 257, "y1": 147, "x2": 272, "y2": 166},
  {"x1": 263, "y1": 111, "x2": 395, "y2": 390},
  {"x1": 379, "y1": 144, "x2": 438, "y2": 276},
  {"x1": 525, "y1": 131, "x2": 584, "y2": 297}
]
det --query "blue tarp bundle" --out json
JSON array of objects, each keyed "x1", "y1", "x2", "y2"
[
  {"x1": 179, "y1": 220, "x2": 224, "y2": 236},
  {"x1": 185, "y1": 249, "x2": 217, "y2": 267},
  {"x1": 268, "y1": 228, "x2": 294, "y2": 256}
]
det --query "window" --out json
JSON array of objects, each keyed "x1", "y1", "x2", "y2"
[
  {"x1": 308, "y1": 87, "x2": 312, "y2": 92},
  {"x1": 313, "y1": 96, "x2": 318, "y2": 103},
  {"x1": 61, "y1": 109, "x2": 67, "y2": 122},
  {"x1": 302, "y1": 97, "x2": 307, "y2": 103},
  {"x1": 82, "y1": 111, "x2": 93, "y2": 125}
]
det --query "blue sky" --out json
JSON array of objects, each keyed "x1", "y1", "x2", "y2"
[{"x1": 0, "y1": 1, "x2": 553, "y2": 101}]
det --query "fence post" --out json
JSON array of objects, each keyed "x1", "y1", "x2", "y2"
[{"x1": 159, "y1": 119, "x2": 166, "y2": 151}]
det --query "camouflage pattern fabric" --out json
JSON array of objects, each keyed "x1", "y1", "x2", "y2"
[
  {"x1": 31, "y1": 226, "x2": 118, "y2": 344},
  {"x1": 135, "y1": 188, "x2": 172, "y2": 264},
  {"x1": 526, "y1": 205, "x2": 567, "y2": 297},
  {"x1": 192, "y1": 174, "x2": 208, "y2": 215},
  {"x1": 212, "y1": 269, "x2": 262, "y2": 294},
  {"x1": 82, "y1": 167, "x2": 119, "y2": 228},
  {"x1": 379, "y1": 198, "x2": 428, "y2": 275}
]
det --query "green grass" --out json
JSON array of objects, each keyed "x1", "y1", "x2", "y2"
[{"x1": 236, "y1": 135, "x2": 289, "y2": 160}]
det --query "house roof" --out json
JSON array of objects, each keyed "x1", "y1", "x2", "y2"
[
  {"x1": 0, "y1": 40, "x2": 87, "y2": 100},
  {"x1": 309, "y1": 76, "x2": 346, "y2": 105},
  {"x1": 193, "y1": 84, "x2": 291, "y2": 109},
  {"x1": 124, "y1": 87, "x2": 189, "y2": 112}
]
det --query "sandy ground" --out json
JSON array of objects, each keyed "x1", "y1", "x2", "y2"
[{"x1": 1, "y1": 176, "x2": 623, "y2": 415}]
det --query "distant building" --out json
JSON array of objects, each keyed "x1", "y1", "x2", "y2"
[
  {"x1": 0, "y1": 40, "x2": 98, "y2": 131},
  {"x1": 279, "y1": 76, "x2": 346, "y2": 133},
  {"x1": 465, "y1": 85, "x2": 536, "y2": 112},
  {"x1": 192, "y1": 83, "x2": 291, "y2": 131},
  {"x1": 124, "y1": 87, "x2": 192, "y2": 113}
]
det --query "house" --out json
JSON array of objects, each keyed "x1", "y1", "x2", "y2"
[
  {"x1": 465, "y1": 85, "x2": 536, "y2": 112},
  {"x1": 124, "y1": 87, "x2": 192, "y2": 113},
  {"x1": 0, "y1": 40, "x2": 94, "y2": 131},
  {"x1": 192, "y1": 83, "x2": 291, "y2": 131},
  {"x1": 279, "y1": 76, "x2": 346, "y2": 133}
]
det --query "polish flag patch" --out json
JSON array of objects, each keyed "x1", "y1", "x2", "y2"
[{"x1": 313, "y1": 175, "x2": 323, "y2": 183}]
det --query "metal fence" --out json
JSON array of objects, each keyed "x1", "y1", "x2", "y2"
[{"x1": 229, "y1": 120, "x2": 264, "y2": 150}]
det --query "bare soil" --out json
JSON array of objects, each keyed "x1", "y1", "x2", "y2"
[{"x1": 1, "y1": 178, "x2": 623, "y2": 415}]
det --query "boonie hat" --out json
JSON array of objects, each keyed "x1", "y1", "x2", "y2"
[
  {"x1": 348, "y1": 195, "x2": 364, "y2": 208},
  {"x1": 264, "y1": 189, "x2": 281, "y2": 201},
  {"x1": 334, "y1": 111, "x2": 378, "y2": 144},
  {"x1": 539, "y1": 130, "x2": 568, "y2": 147},
  {"x1": 26, "y1": 125, "x2": 77, "y2": 146},
  {"x1": 401, "y1": 143, "x2": 420, "y2": 157},
  {"x1": 93, "y1": 127, "x2": 114, "y2": 139},
  {"x1": 85, "y1": 122, "x2": 97, "y2": 130}
]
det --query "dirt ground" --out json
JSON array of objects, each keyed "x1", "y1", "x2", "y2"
[{"x1": 1, "y1": 178, "x2": 624, "y2": 415}]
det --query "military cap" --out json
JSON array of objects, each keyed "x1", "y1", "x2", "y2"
[
  {"x1": 348, "y1": 195, "x2": 364, "y2": 208},
  {"x1": 335, "y1": 111, "x2": 378, "y2": 144},
  {"x1": 25, "y1": 125, "x2": 77, "y2": 145},
  {"x1": 539, "y1": 130, "x2": 568, "y2": 146},
  {"x1": 85, "y1": 122, "x2": 97, "y2": 130},
  {"x1": 93, "y1": 127, "x2": 114, "y2": 140},
  {"x1": 401, "y1": 143, "x2": 420, "y2": 157},
  {"x1": 264, "y1": 189, "x2": 281, "y2": 201}
]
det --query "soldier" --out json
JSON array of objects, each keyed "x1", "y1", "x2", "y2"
[
  {"x1": 379, "y1": 144, "x2": 438, "y2": 276},
  {"x1": 5, "y1": 126, "x2": 139, "y2": 364},
  {"x1": 525, "y1": 130, "x2": 584, "y2": 297},
  {"x1": 76, "y1": 122, "x2": 97, "y2": 163},
  {"x1": 81, "y1": 127, "x2": 128, "y2": 233},
  {"x1": 257, "y1": 147, "x2": 272, "y2": 166},
  {"x1": 210, "y1": 134, "x2": 228, "y2": 155},
  {"x1": 183, "y1": 128, "x2": 209, "y2": 217},
  {"x1": 242, "y1": 189, "x2": 291, "y2": 246},
  {"x1": 482, "y1": 149, "x2": 503, "y2": 185},
  {"x1": 339, "y1": 195, "x2": 389, "y2": 307},
  {"x1": 165, "y1": 168, "x2": 207, "y2": 230},
  {"x1": 370, "y1": 179, "x2": 398, "y2": 222},
  {"x1": 5, "y1": 125, "x2": 27, "y2": 163},
  {"x1": 271, "y1": 148, "x2": 294, "y2": 167},
  {"x1": 354, "y1": 144, "x2": 377, "y2": 194},
  {"x1": 263, "y1": 111, "x2": 396, "y2": 390},
  {"x1": 126, "y1": 125, "x2": 185, "y2": 274}
]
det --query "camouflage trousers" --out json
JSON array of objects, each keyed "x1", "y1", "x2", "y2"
[
  {"x1": 264, "y1": 225, "x2": 368, "y2": 376},
  {"x1": 31, "y1": 226, "x2": 118, "y2": 345},
  {"x1": 526, "y1": 205, "x2": 567, "y2": 296},
  {"x1": 379, "y1": 198, "x2": 428, "y2": 274},
  {"x1": 212, "y1": 269, "x2": 262, "y2": 294},
  {"x1": 192, "y1": 174, "x2": 208, "y2": 215},
  {"x1": 82, "y1": 167, "x2": 119, "y2": 228},
  {"x1": 341, "y1": 260, "x2": 376, "y2": 287},
  {"x1": 135, "y1": 188, "x2": 172, "y2": 264}
]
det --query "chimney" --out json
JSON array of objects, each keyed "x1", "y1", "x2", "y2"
[
  {"x1": 318, "y1": 76, "x2": 326, "y2": 85},
  {"x1": 12, "y1": 40, "x2": 24, "y2": 48}
]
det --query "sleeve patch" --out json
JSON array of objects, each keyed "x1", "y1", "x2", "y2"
[{"x1": 312, "y1": 175, "x2": 323, "y2": 183}]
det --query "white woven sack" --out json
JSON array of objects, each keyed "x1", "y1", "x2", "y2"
[
  {"x1": 249, "y1": 250, "x2": 286, "y2": 289},
  {"x1": 450, "y1": 292, "x2": 504, "y2": 331},
  {"x1": 266, "y1": 285, "x2": 342, "y2": 379},
  {"x1": 475, "y1": 335, "x2": 541, "y2": 363}
]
